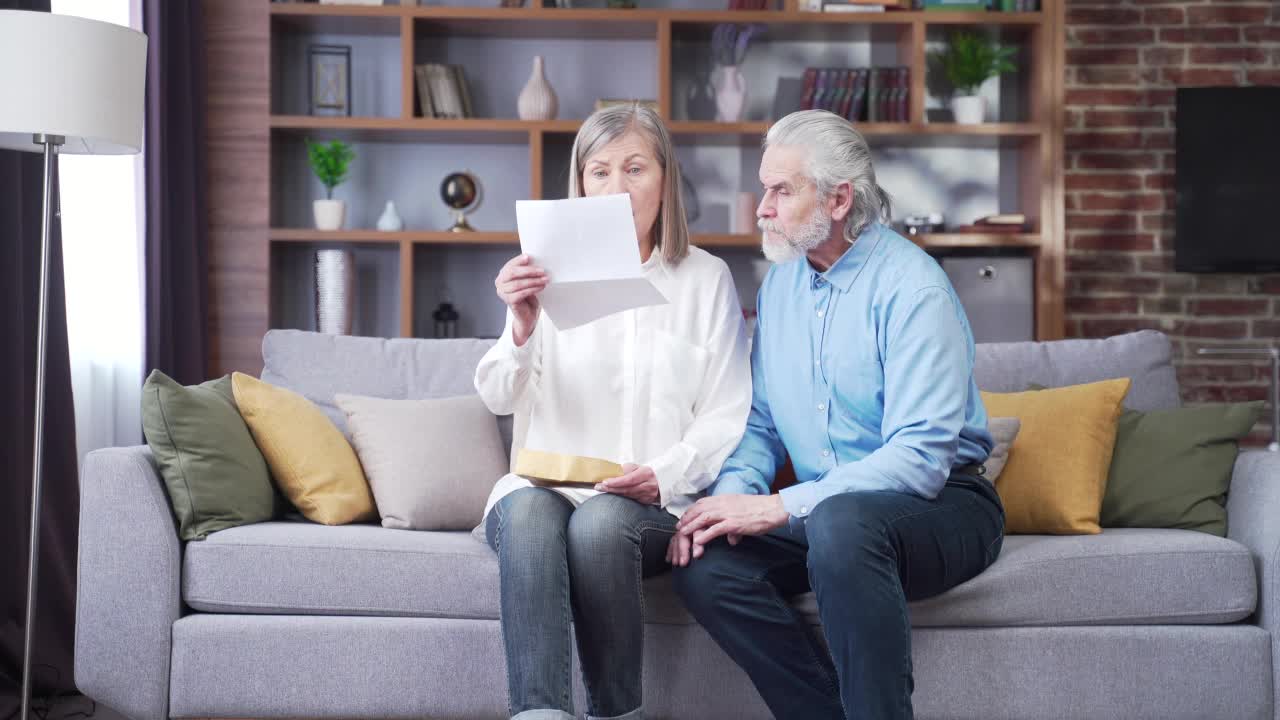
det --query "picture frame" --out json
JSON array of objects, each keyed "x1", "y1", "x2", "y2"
[{"x1": 309, "y1": 44, "x2": 352, "y2": 117}]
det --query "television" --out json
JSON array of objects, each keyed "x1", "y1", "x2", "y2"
[{"x1": 1175, "y1": 86, "x2": 1280, "y2": 273}]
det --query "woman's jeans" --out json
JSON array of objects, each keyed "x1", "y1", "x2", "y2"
[{"x1": 485, "y1": 487, "x2": 677, "y2": 720}]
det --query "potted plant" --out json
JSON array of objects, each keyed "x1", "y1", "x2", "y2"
[
  {"x1": 306, "y1": 138, "x2": 355, "y2": 230},
  {"x1": 934, "y1": 32, "x2": 1017, "y2": 125}
]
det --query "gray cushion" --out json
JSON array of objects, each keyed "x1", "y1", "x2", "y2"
[
  {"x1": 183, "y1": 523, "x2": 1254, "y2": 627},
  {"x1": 974, "y1": 330, "x2": 1180, "y2": 412},
  {"x1": 260, "y1": 330, "x2": 510, "y2": 452}
]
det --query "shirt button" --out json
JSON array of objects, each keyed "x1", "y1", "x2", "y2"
[
  {"x1": 800, "y1": 506, "x2": 809, "y2": 514},
  {"x1": 816, "y1": 310, "x2": 825, "y2": 318},
  {"x1": 817, "y1": 403, "x2": 826, "y2": 411},
  {"x1": 822, "y1": 449, "x2": 830, "y2": 457}
]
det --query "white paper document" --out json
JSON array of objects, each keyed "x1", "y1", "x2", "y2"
[{"x1": 515, "y1": 194, "x2": 668, "y2": 330}]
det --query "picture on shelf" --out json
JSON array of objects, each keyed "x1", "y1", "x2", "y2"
[{"x1": 308, "y1": 44, "x2": 352, "y2": 117}]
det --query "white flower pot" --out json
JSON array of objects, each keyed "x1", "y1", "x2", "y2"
[
  {"x1": 952, "y1": 95, "x2": 986, "y2": 125},
  {"x1": 713, "y1": 65, "x2": 747, "y2": 123},
  {"x1": 313, "y1": 199, "x2": 347, "y2": 231}
]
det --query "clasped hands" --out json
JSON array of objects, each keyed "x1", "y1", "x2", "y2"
[{"x1": 666, "y1": 494, "x2": 790, "y2": 567}]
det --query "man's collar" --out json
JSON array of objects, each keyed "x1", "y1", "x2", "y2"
[{"x1": 811, "y1": 222, "x2": 883, "y2": 292}]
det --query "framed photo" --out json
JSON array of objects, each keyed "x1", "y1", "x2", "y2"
[{"x1": 309, "y1": 44, "x2": 352, "y2": 117}]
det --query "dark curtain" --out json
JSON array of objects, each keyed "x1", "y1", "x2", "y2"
[
  {"x1": 0, "y1": 1, "x2": 82, "y2": 714},
  {"x1": 144, "y1": 0, "x2": 210, "y2": 385}
]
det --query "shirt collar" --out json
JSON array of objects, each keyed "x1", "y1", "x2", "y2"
[{"x1": 812, "y1": 222, "x2": 883, "y2": 292}]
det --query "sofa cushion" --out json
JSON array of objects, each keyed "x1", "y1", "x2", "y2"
[
  {"x1": 974, "y1": 330, "x2": 1180, "y2": 412},
  {"x1": 259, "y1": 330, "x2": 509, "y2": 452},
  {"x1": 184, "y1": 524, "x2": 1254, "y2": 627}
]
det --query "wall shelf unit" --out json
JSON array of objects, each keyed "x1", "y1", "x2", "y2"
[{"x1": 203, "y1": 0, "x2": 1063, "y2": 374}]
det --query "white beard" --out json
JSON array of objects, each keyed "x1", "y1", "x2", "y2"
[{"x1": 759, "y1": 208, "x2": 834, "y2": 264}]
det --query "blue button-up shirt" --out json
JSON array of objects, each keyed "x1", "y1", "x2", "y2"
[{"x1": 710, "y1": 222, "x2": 993, "y2": 518}]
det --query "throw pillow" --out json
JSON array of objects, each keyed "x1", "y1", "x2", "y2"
[
  {"x1": 980, "y1": 377, "x2": 1131, "y2": 534},
  {"x1": 335, "y1": 393, "x2": 508, "y2": 531},
  {"x1": 141, "y1": 371, "x2": 276, "y2": 541},
  {"x1": 1103, "y1": 402, "x2": 1263, "y2": 536},
  {"x1": 232, "y1": 372, "x2": 376, "y2": 525},
  {"x1": 982, "y1": 416, "x2": 1021, "y2": 482}
]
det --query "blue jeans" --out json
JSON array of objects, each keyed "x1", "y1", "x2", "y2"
[
  {"x1": 672, "y1": 471, "x2": 1005, "y2": 720},
  {"x1": 485, "y1": 487, "x2": 677, "y2": 720}
]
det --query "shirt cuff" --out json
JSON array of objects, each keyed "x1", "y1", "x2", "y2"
[
  {"x1": 709, "y1": 475, "x2": 760, "y2": 497},
  {"x1": 648, "y1": 444, "x2": 696, "y2": 509},
  {"x1": 501, "y1": 320, "x2": 539, "y2": 366},
  {"x1": 779, "y1": 482, "x2": 825, "y2": 519}
]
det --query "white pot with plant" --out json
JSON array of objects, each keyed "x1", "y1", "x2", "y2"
[
  {"x1": 936, "y1": 32, "x2": 1016, "y2": 125},
  {"x1": 307, "y1": 138, "x2": 355, "y2": 230}
]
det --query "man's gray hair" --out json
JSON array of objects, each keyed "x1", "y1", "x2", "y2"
[{"x1": 764, "y1": 109, "x2": 893, "y2": 243}]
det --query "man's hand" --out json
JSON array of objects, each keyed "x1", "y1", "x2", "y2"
[
  {"x1": 675, "y1": 494, "x2": 790, "y2": 560},
  {"x1": 595, "y1": 463, "x2": 659, "y2": 506}
]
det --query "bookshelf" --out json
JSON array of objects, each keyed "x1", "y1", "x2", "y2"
[{"x1": 203, "y1": 0, "x2": 1063, "y2": 375}]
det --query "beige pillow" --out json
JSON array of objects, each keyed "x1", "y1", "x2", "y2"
[
  {"x1": 232, "y1": 373, "x2": 376, "y2": 525},
  {"x1": 982, "y1": 416, "x2": 1021, "y2": 482},
  {"x1": 335, "y1": 393, "x2": 507, "y2": 531}
]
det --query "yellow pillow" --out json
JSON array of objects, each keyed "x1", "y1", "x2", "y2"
[
  {"x1": 981, "y1": 377, "x2": 1131, "y2": 535},
  {"x1": 231, "y1": 372, "x2": 376, "y2": 525}
]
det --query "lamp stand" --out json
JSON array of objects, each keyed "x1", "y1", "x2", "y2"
[{"x1": 21, "y1": 132, "x2": 63, "y2": 720}]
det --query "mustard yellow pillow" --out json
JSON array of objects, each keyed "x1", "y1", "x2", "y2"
[
  {"x1": 980, "y1": 377, "x2": 1131, "y2": 535},
  {"x1": 231, "y1": 372, "x2": 376, "y2": 525}
]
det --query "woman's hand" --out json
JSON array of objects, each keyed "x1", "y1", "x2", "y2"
[
  {"x1": 495, "y1": 254, "x2": 548, "y2": 346},
  {"x1": 595, "y1": 463, "x2": 659, "y2": 506}
]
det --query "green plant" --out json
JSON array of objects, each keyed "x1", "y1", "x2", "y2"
[
  {"x1": 935, "y1": 32, "x2": 1017, "y2": 97},
  {"x1": 305, "y1": 139, "x2": 355, "y2": 199}
]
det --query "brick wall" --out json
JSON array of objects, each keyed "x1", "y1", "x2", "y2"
[{"x1": 1064, "y1": 0, "x2": 1280, "y2": 445}]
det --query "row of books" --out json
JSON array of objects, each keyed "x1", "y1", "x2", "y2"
[
  {"x1": 799, "y1": 67, "x2": 910, "y2": 123},
  {"x1": 413, "y1": 63, "x2": 475, "y2": 120}
]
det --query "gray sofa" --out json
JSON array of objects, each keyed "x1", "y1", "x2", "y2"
[{"x1": 75, "y1": 328, "x2": 1280, "y2": 720}]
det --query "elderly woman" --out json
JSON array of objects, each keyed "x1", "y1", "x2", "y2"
[{"x1": 473, "y1": 103, "x2": 751, "y2": 720}]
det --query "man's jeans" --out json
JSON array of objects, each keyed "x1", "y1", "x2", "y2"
[
  {"x1": 672, "y1": 470, "x2": 1005, "y2": 720},
  {"x1": 485, "y1": 487, "x2": 677, "y2": 720}
]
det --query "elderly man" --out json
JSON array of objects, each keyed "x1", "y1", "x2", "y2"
[{"x1": 668, "y1": 109, "x2": 1005, "y2": 720}]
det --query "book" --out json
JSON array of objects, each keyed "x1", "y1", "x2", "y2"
[
  {"x1": 922, "y1": 0, "x2": 987, "y2": 9},
  {"x1": 849, "y1": 68, "x2": 869, "y2": 121},
  {"x1": 977, "y1": 213, "x2": 1028, "y2": 226},
  {"x1": 953, "y1": 223, "x2": 1027, "y2": 234},
  {"x1": 450, "y1": 64, "x2": 474, "y2": 118},
  {"x1": 822, "y1": 3, "x2": 886, "y2": 11},
  {"x1": 799, "y1": 67, "x2": 818, "y2": 110},
  {"x1": 413, "y1": 64, "x2": 436, "y2": 118}
]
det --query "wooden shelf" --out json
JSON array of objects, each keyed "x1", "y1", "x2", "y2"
[
  {"x1": 270, "y1": 229, "x2": 520, "y2": 245},
  {"x1": 272, "y1": 116, "x2": 1044, "y2": 144},
  {"x1": 910, "y1": 232, "x2": 1041, "y2": 248},
  {"x1": 270, "y1": 3, "x2": 1045, "y2": 26}
]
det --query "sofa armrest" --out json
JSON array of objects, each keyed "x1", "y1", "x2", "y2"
[
  {"x1": 1226, "y1": 450, "x2": 1280, "y2": 719},
  {"x1": 75, "y1": 446, "x2": 179, "y2": 720}
]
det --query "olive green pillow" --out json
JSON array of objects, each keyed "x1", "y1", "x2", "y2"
[
  {"x1": 1102, "y1": 402, "x2": 1263, "y2": 536},
  {"x1": 142, "y1": 370, "x2": 278, "y2": 541}
]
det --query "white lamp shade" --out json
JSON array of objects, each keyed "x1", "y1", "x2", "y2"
[{"x1": 0, "y1": 10, "x2": 147, "y2": 155}]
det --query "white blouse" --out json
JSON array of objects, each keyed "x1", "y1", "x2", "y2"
[{"x1": 475, "y1": 245, "x2": 752, "y2": 519}]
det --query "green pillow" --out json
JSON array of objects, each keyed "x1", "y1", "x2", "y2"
[
  {"x1": 142, "y1": 370, "x2": 278, "y2": 540},
  {"x1": 1102, "y1": 402, "x2": 1263, "y2": 536}
]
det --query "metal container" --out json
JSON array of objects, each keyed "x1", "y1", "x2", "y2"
[
  {"x1": 940, "y1": 255, "x2": 1034, "y2": 344},
  {"x1": 315, "y1": 249, "x2": 357, "y2": 335}
]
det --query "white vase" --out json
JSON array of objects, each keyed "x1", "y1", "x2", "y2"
[
  {"x1": 313, "y1": 199, "x2": 346, "y2": 231},
  {"x1": 517, "y1": 56, "x2": 558, "y2": 121},
  {"x1": 376, "y1": 201, "x2": 404, "y2": 231},
  {"x1": 952, "y1": 95, "x2": 986, "y2": 125},
  {"x1": 713, "y1": 65, "x2": 747, "y2": 123}
]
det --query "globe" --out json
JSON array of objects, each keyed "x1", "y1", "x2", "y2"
[{"x1": 441, "y1": 172, "x2": 478, "y2": 211}]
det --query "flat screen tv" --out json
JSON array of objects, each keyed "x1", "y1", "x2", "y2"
[{"x1": 1175, "y1": 86, "x2": 1280, "y2": 273}]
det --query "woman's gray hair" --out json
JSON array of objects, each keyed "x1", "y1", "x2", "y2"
[
  {"x1": 569, "y1": 103, "x2": 690, "y2": 264},
  {"x1": 764, "y1": 109, "x2": 893, "y2": 243}
]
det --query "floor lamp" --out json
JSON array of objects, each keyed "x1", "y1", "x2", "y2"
[{"x1": 0, "y1": 10, "x2": 146, "y2": 719}]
